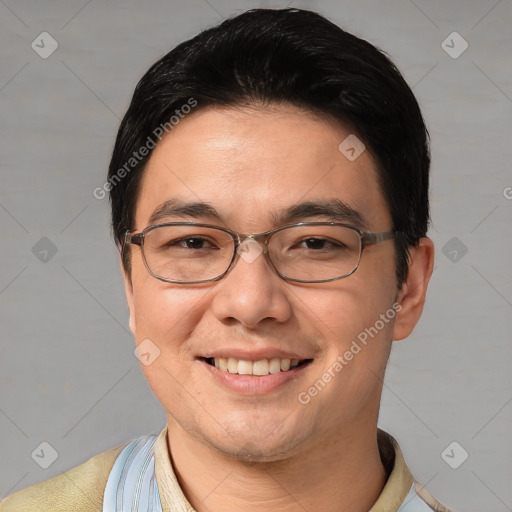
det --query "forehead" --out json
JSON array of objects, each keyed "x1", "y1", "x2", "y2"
[{"x1": 135, "y1": 105, "x2": 391, "y2": 232}]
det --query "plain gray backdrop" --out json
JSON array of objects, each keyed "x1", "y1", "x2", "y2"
[{"x1": 1, "y1": 1, "x2": 511, "y2": 511}]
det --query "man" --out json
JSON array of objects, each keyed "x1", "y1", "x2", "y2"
[{"x1": 1, "y1": 8, "x2": 452, "y2": 511}]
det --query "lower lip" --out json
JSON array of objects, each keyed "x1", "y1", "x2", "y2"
[{"x1": 200, "y1": 359, "x2": 311, "y2": 395}]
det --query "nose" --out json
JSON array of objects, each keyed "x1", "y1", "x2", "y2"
[{"x1": 210, "y1": 239, "x2": 292, "y2": 329}]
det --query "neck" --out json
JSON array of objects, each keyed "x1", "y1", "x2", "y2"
[{"x1": 166, "y1": 419, "x2": 387, "y2": 512}]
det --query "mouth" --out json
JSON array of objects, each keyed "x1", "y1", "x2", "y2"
[{"x1": 202, "y1": 357, "x2": 313, "y2": 376}]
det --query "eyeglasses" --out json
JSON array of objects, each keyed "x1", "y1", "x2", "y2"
[{"x1": 124, "y1": 222, "x2": 397, "y2": 284}]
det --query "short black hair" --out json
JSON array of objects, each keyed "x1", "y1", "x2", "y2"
[{"x1": 108, "y1": 7, "x2": 430, "y2": 286}]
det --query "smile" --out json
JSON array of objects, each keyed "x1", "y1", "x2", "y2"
[{"x1": 204, "y1": 357, "x2": 312, "y2": 376}]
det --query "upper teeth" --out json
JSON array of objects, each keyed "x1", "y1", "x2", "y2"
[{"x1": 213, "y1": 357, "x2": 300, "y2": 375}]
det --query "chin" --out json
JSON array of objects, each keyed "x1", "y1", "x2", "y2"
[
  {"x1": 213, "y1": 436, "x2": 304, "y2": 463},
  {"x1": 199, "y1": 415, "x2": 312, "y2": 463}
]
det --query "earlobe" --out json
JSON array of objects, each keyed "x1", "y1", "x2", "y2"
[
  {"x1": 393, "y1": 237, "x2": 434, "y2": 341},
  {"x1": 120, "y1": 256, "x2": 137, "y2": 335}
]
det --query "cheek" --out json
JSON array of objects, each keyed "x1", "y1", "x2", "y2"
[
  {"x1": 301, "y1": 280, "x2": 395, "y2": 340},
  {"x1": 296, "y1": 279, "x2": 397, "y2": 394},
  {"x1": 130, "y1": 275, "x2": 206, "y2": 350},
  {"x1": 131, "y1": 284, "x2": 207, "y2": 402},
  {"x1": 292, "y1": 287, "x2": 395, "y2": 429}
]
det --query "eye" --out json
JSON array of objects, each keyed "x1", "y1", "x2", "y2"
[
  {"x1": 172, "y1": 237, "x2": 217, "y2": 249},
  {"x1": 296, "y1": 237, "x2": 345, "y2": 250}
]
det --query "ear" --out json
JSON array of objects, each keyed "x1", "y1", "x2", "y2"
[
  {"x1": 393, "y1": 237, "x2": 434, "y2": 341},
  {"x1": 120, "y1": 254, "x2": 137, "y2": 335}
]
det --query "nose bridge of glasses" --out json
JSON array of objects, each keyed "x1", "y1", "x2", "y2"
[
  {"x1": 237, "y1": 232, "x2": 271, "y2": 250},
  {"x1": 229, "y1": 232, "x2": 275, "y2": 272}
]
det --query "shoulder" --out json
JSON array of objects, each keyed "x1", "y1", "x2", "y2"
[{"x1": 0, "y1": 444, "x2": 125, "y2": 512}]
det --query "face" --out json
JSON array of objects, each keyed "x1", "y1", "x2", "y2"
[{"x1": 123, "y1": 104, "x2": 420, "y2": 461}]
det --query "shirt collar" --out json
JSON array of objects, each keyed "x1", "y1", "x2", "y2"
[{"x1": 370, "y1": 429, "x2": 415, "y2": 511}]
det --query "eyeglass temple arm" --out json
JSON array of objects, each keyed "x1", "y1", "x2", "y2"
[
  {"x1": 361, "y1": 231, "x2": 397, "y2": 246},
  {"x1": 124, "y1": 231, "x2": 143, "y2": 246}
]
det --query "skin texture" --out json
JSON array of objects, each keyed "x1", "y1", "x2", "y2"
[{"x1": 122, "y1": 104, "x2": 434, "y2": 512}]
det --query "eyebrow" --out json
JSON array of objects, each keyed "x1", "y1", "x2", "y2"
[
  {"x1": 147, "y1": 198, "x2": 368, "y2": 231},
  {"x1": 148, "y1": 199, "x2": 219, "y2": 225},
  {"x1": 272, "y1": 199, "x2": 368, "y2": 230}
]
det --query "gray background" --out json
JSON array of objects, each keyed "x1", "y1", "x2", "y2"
[{"x1": 0, "y1": 1, "x2": 511, "y2": 511}]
